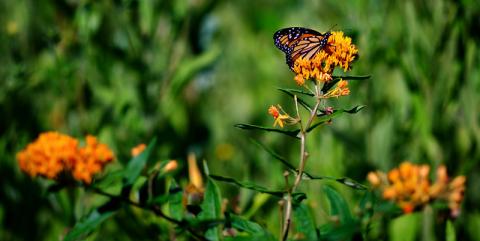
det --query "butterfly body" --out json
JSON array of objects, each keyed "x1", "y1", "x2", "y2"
[{"x1": 273, "y1": 27, "x2": 331, "y2": 69}]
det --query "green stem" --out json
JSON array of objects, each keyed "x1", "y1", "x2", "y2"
[
  {"x1": 88, "y1": 186, "x2": 208, "y2": 241},
  {"x1": 281, "y1": 85, "x2": 322, "y2": 241}
]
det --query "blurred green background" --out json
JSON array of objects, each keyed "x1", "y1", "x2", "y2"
[{"x1": 1, "y1": 0, "x2": 479, "y2": 240}]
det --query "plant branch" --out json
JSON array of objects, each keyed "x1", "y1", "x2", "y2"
[
  {"x1": 88, "y1": 186, "x2": 208, "y2": 241},
  {"x1": 281, "y1": 83, "x2": 322, "y2": 241}
]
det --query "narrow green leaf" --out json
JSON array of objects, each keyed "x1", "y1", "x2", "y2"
[
  {"x1": 63, "y1": 209, "x2": 116, "y2": 241},
  {"x1": 224, "y1": 214, "x2": 276, "y2": 241},
  {"x1": 277, "y1": 88, "x2": 314, "y2": 97},
  {"x1": 92, "y1": 169, "x2": 125, "y2": 189},
  {"x1": 319, "y1": 221, "x2": 359, "y2": 241},
  {"x1": 250, "y1": 139, "x2": 296, "y2": 171},
  {"x1": 321, "y1": 78, "x2": 342, "y2": 93},
  {"x1": 332, "y1": 75, "x2": 371, "y2": 80},
  {"x1": 322, "y1": 75, "x2": 369, "y2": 94},
  {"x1": 209, "y1": 175, "x2": 282, "y2": 196},
  {"x1": 277, "y1": 88, "x2": 313, "y2": 111},
  {"x1": 250, "y1": 139, "x2": 366, "y2": 190},
  {"x1": 304, "y1": 174, "x2": 367, "y2": 190},
  {"x1": 323, "y1": 185, "x2": 354, "y2": 224},
  {"x1": 344, "y1": 105, "x2": 366, "y2": 113},
  {"x1": 293, "y1": 204, "x2": 318, "y2": 240},
  {"x1": 168, "y1": 178, "x2": 183, "y2": 220},
  {"x1": 234, "y1": 124, "x2": 300, "y2": 138},
  {"x1": 334, "y1": 177, "x2": 368, "y2": 190},
  {"x1": 209, "y1": 174, "x2": 305, "y2": 203},
  {"x1": 446, "y1": 220, "x2": 456, "y2": 241},
  {"x1": 307, "y1": 105, "x2": 366, "y2": 133},
  {"x1": 122, "y1": 138, "x2": 157, "y2": 187},
  {"x1": 199, "y1": 177, "x2": 222, "y2": 241},
  {"x1": 225, "y1": 235, "x2": 275, "y2": 241},
  {"x1": 229, "y1": 214, "x2": 264, "y2": 233}
]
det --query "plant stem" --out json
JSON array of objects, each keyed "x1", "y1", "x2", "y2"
[
  {"x1": 281, "y1": 85, "x2": 322, "y2": 241},
  {"x1": 89, "y1": 187, "x2": 208, "y2": 241}
]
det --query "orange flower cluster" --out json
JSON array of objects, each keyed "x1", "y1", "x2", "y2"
[
  {"x1": 17, "y1": 132, "x2": 114, "y2": 184},
  {"x1": 293, "y1": 31, "x2": 358, "y2": 85},
  {"x1": 368, "y1": 162, "x2": 466, "y2": 217},
  {"x1": 323, "y1": 80, "x2": 350, "y2": 98}
]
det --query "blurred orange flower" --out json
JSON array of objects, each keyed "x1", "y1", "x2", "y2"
[
  {"x1": 131, "y1": 143, "x2": 147, "y2": 157},
  {"x1": 17, "y1": 132, "x2": 114, "y2": 184},
  {"x1": 367, "y1": 161, "x2": 466, "y2": 216}
]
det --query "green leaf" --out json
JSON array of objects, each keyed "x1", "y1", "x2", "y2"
[
  {"x1": 277, "y1": 88, "x2": 313, "y2": 111},
  {"x1": 389, "y1": 214, "x2": 419, "y2": 241},
  {"x1": 319, "y1": 221, "x2": 359, "y2": 241},
  {"x1": 234, "y1": 124, "x2": 300, "y2": 138},
  {"x1": 250, "y1": 139, "x2": 366, "y2": 190},
  {"x1": 446, "y1": 220, "x2": 456, "y2": 241},
  {"x1": 321, "y1": 78, "x2": 342, "y2": 93},
  {"x1": 293, "y1": 204, "x2": 319, "y2": 240},
  {"x1": 122, "y1": 138, "x2": 157, "y2": 187},
  {"x1": 307, "y1": 105, "x2": 366, "y2": 133},
  {"x1": 63, "y1": 209, "x2": 116, "y2": 241},
  {"x1": 331, "y1": 177, "x2": 367, "y2": 190},
  {"x1": 321, "y1": 75, "x2": 370, "y2": 93},
  {"x1": 323, "y1": 185, "x2": 354, "y2": 224},
  {"x1": 92, "y1": 169, "x2": 126, "y2": 190},
  {"x1": 199, "y1": 176, "x2": 222, "y2": 241},
  {"x1": 249, "y1": 139, "x2": 296, "y2": 172},
  {"x1": 332, "y1": 75, "x2": 371, "y2": 80},
  {"x1": 168, "y1": 178, "x2": 183, "y2": 220},
  {"x1": 276, "y1": 88, "x2": 314, "y2": 97},
  {"x1": 224, "y1": 214, "x2": 276, "y2": 241},
  {"x1": 209, "y1": 174, "x2": 306, "y2": 203}
]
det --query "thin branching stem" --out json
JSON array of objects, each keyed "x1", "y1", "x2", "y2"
[
  {"x1": 88, "y1": 186, "x2": 208, "y2": 241},
  {"x1": 282, "y1": 82, "x2": 322, "y2": 241}
]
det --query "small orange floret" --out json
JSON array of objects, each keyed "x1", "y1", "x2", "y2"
[
  {"x1": 268, "y1": 105, "x2": 280, "y2": 119},
  {"x1": 163, "y1": 160, "x2": 178, "y2": 173},
  {"x1": 131, "y1": 143, "x2": 147, "y2": 157}
]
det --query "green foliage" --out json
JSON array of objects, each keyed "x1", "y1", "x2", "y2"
[
  {"x1": 122, "y1": 138, "x2": 157, "y2": 187},
  {"x1": 293, "y1": 204, "x2": 319, "y2": 240},
  {"x1": 199, "y1": 177, "x2": 222, "y2": 241},
  {"x1": 209, "y1": 174, "x2": 306, "y2": 203},
  {"x1": 64, "y1": 209, "x2": 116, "y2": 241},
  {"x1": 446, "y1": 220, "x2": 457, "y2": 241}
]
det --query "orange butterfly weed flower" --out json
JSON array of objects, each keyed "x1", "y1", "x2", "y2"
[
  {"x1": 131, "y1": 143, "x2": 147, "y2": 157},
  {"x1": 74, "y1": 135, "x2": 115, "y2": 184},
  {"x1": 16, "y1": 132, "x2": 114, "y2": 184},
  {"x1": 292, "y1": 31, "x2": 358, "y2": 85},
  {"x1": 17, "y1": 132, "x2": 79, "y2": 179},
  {"x1": 268, "y1": 105, "x2": 293, "y2": 128},
  {"x1": 367, "y1": 161, "x2": 466, "y2": 216},
  {"x1": 323, "y1": 79, "x2": 350, "y2": 98}
]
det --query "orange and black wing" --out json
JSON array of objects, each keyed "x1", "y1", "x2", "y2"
[{"x1": 273, "y1": 27, "x2": 331, "y2": 69}]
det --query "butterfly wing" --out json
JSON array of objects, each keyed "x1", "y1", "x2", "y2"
[{"x1": 273, "y1": 27, "x2": 331, "y2": 69}]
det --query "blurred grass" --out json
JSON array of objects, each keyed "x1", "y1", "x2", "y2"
[{"x1": 1, "y1": 0, "x2": 480, "y2": 240}]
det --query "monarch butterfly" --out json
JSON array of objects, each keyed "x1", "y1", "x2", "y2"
[{"x1": 273, "y1": 27, "x2": 332, "y2": 70}]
